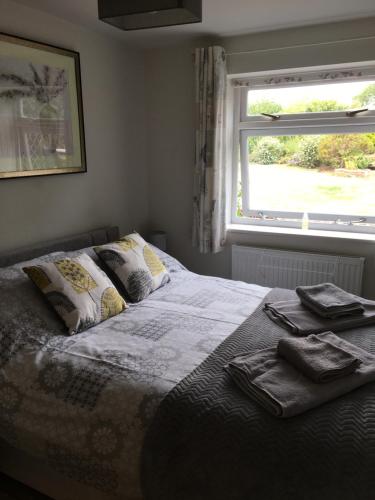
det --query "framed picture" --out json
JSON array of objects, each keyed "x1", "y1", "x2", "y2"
[{"x1": 0, "y1": 33, "x2": 86, "y2": 179}]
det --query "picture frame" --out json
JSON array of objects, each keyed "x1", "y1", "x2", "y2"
[{"x1": 0, "y1": 32, "x2": 86, "y2": 179}]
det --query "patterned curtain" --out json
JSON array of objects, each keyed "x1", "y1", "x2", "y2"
[{"x1": 193, "y1": 46, "x2": 227, "y2": 254}]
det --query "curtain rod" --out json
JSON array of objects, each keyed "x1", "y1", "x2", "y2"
[{"x1": 225, "y1": 34, "x2": 375, "y2": 57}]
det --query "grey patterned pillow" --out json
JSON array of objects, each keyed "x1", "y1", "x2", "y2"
[
  {"x1": 94, "y1": 233, "x2": 170, "y2": 302},
  {"x1": 148, "y1": 244, "x2": 187, "y2": 273},
  {"x1": 23, "y1": 253, "x2": 127, "y2": 335}
]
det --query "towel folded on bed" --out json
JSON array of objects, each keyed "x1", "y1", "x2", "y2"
[
  {"x1": 295, "y1": 283, "x2": 364, "y2": 318},
  {"x1": 263, "y1": 299, "x2": 375, "y2": 336},
  {"x1": 277, "y1": 334, "x2": 361, "y2": 383},
  {"x1": 225, "y1": 332, "x2": 375, "y2": 418}
]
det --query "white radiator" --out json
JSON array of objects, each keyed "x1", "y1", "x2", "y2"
[{"x1": 232, "y1": 246, "x2": 365, "y2": 295}]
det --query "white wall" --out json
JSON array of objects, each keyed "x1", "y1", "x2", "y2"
[
  {"x1": 2, "y1": 3, "x2": 375, "y2": 298},
  {"x1": 226, "y1": 17, "x2": 375, "y2": 75},
  {"x1": 145, "y1": 18, "x2": 375, "y2": 298},
  {"x1": 0, "y1": 0, "x2": 149, "y2": 252},
  {"x1": 146, "y1": 39, "x2": 229, "y2": 279}
]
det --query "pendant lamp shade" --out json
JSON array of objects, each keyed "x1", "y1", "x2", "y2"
[{"x1": 98, "y1": 0, "x2": 202, "y2": 31}]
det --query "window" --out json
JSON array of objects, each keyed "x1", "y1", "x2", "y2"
[{"x1": 231, "y1": 64, "x2": 375, "y2": 234}]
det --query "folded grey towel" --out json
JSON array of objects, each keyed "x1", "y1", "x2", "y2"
[
  {"x1": 296, "y1": 283, "x2": 364, "y2": 318},
  {"x1": 277, "y1": 334, "x2": 361, "y2": 383},
  {"x1": 264, "y1": 299, "x2": 375, "y2": 336},
  {"x1": 225, "y1": 332, "x2": 375, "y2": 418}
]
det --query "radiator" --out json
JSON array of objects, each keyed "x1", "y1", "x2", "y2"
[{"x1": 232, "y1": 245, "x2": 365, "y2": 295}]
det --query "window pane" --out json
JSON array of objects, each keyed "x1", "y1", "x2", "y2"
[
  {"x1": 244, "y1": 133, "x2": 375, "y2": 217},
  {"x1": 247, "y1": 81, "x2": 375, "y2": 116}
]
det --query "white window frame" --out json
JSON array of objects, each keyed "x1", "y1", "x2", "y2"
[{"x1": 231, "y1": 63, "x2": 375, "y2": 234}]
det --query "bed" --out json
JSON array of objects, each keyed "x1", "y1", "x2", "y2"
[{"x1": 0, "y1": 226, "x2": 269, "y2": 500}]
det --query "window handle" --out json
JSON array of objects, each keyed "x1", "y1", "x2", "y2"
[
  {"x1": 335, "y1": 217, "x2": 367, "y2": 225},
  {"x1": 257, "y1": 211, "x2": 276, "y2": 220},
  {"x1": 346, "y1": 108, "x2": 368, "y2": 117},
  {"x1": 261, "y1": 112, "x2": 281, "y2": 120}
]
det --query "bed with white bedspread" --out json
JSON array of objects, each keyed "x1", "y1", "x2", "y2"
[{"x1": 0, "y1": 230, "x2": 268, "y2": 499}]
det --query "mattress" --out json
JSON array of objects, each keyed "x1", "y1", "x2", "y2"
[{"x1": 0, "y1": 244, "x2": 269, "y2": 499}]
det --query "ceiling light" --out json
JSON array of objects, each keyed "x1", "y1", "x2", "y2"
[{"x1": 98, "y1": 1, "x2": 202, "y2": 31}]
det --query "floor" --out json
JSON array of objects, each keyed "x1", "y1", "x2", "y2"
[{"x1": 0, "y1": 473, "x2": 50, "y2": 500}]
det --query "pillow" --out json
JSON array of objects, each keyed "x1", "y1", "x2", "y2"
[
  {"x1": 94, "y1": 233, "x2": 170, "y2": 302},
  {"x1": 148, "y1": 243, "x2": 187, "y2": 273},
  {"x1": 23, "y1": 253, "x2": 127, "y2": 335}
]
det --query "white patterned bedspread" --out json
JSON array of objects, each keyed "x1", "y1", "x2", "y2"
[{"x1": 0, "y1": 246, "x2": 269, "y2": 499}]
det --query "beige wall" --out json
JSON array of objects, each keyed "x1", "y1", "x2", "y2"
[
  {"x1": 0, "y1": 0, "x2": 149, "y2": 252},
  {"x1": 145, "y1": 18, "x2": 375, "y2": 298}
]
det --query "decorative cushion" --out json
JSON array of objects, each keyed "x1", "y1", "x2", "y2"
[
  {"x1": 94, "y1": 233, "x2": 170, "y2": 302},
  {"x1": 23, "y1": 253, "x2": 127, "y2": 335}
]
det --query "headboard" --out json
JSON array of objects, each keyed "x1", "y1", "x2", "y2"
[{"x1": 0, "y1": 226, "x2": 120, "y2": 268}]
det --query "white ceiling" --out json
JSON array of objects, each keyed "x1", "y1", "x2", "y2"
[{"x1": 11, "y1": 0, "x2": 375, "y2": 49}]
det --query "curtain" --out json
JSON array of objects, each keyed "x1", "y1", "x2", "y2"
[{"x1": 193, "y1": 46, "x2": 227, "y2": 254}]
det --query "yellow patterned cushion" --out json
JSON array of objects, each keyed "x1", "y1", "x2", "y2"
[
  {"x1": 94, "y1": 233, "x2": 170, "y2": 302},
  {"x1": 23, "y1": 253, "x2": 127, "y2": 335}
]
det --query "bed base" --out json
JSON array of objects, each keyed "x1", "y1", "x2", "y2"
[
  {"x1": 0, "y1": 440, "x2": 117, "y2": 500},
  {"x1": 0, "y1": 226, "x2": 120, "y2": 268}
]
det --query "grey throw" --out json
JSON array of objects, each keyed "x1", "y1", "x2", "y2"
[
  {"x1": 277, "y1": 333, "x2": 361, "y2": 383},
  {"x1": 296, "y1": 283, "x2": 364, "y2": 318},
  {"x1": 264, "y1": 298, "x2": 375, "y2": 336},
  {"x1": 225, "y1": 332, "x2": 372, "y2": 418},
  {"x1": 142, "y1": 288, "x2": 375, "y2": 500}
]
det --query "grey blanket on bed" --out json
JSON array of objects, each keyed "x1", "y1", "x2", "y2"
[{"x1": 141, "y1": 288, "x2": 375, "y2": 500}]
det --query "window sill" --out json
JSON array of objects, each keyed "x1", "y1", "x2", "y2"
[{"x1": 227, "y1": 224, "x2": 375, "y2": 242}]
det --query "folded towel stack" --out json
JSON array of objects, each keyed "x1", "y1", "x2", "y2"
[
  {"x1": 277, "y1": 335, "x2": 361, "y2": 383},
  {"x1": 225, "y1": 332, "x2": 375, "y2": 418},
  {"x1": 263, "y1": 283, "x2": 375, "y2": 336},
  {"x1": 296, "y1": 283, "x2": 364, "y2": 318},
  {"x1": 226, "y1": 284, "x2": 375, "y2": 417},
  {"x1": 263, "y1": 299, "x2": 375, "y2": 336}
]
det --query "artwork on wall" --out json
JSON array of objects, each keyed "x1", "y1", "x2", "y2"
[{"x1": 0, "y1": 33, "x2": 86, "y2": 179}]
